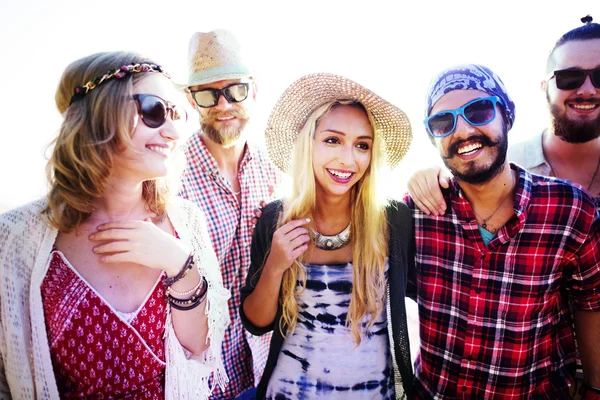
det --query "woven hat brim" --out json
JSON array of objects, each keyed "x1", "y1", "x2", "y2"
[
  {"x1": 265, "y1": 73, "x2": 412, "y2": 174},
  {"x1": 174, "y1": 66, "x2": 252, "y2": 91}
]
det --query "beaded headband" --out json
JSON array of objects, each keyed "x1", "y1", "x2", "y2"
[{"x1": 69, "y1": 63, "x2": 169, "y2": 105}]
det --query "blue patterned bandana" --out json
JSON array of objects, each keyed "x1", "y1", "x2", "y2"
[{"x1": 425, "y1": 64, "x2": 516, "y2": 129}]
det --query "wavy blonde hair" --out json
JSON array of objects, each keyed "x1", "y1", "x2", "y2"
[
  {"x1": 279, "y1": 101, "x2": 389, "y2": 344},
  {"x1": 45, "y1": 51, "x2": 174, "y2": 232}
]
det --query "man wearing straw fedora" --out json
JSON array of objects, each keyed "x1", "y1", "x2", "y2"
[{"x1": 177, "y1": 29, "x2": 280, "y2": 400}]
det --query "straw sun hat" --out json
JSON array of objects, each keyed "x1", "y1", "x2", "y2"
[
  {"x1": 176, "y1": 29, "x2": 251, "y2": 90},
  {"x1": 265, "y1": 73, "x2": 412, "y2": 174}
]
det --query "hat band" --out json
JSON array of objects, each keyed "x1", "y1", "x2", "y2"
[{"x1": 186, "y1": 65, "x2": 251, "y2": 88}]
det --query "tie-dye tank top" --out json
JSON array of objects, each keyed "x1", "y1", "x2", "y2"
[{"x1": 266, "y1": 261, "x2": 394, "y2": 399}]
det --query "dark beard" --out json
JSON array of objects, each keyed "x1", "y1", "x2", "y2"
[
  {"x1": 443, "y1": 124, "x2": 509, "y2": 185},
  {"x1": 547, "y1": 94, "x2": 600, "y2": 143}
]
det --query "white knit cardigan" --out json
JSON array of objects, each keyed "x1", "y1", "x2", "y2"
[{"x1": 0, "y1": 197, "x2": 230, "y2": 399}]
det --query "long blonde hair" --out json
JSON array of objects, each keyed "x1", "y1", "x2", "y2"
[
  {"x1": 279, "y1": 101, "x2": 389, "y2": 344},
  {"x1": 45, "y1": 51, "x2": 174, "y2": 232}
]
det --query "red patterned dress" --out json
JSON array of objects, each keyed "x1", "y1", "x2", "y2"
[{"x1": 41, "y1": 249, "x2": 167, "y2": 399}]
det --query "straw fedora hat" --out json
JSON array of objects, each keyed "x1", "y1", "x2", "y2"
[
  {"x1": 265, "y1": 73, "x2": 412, "y2": 173},
  {"x1": 176, "y1": 29, "x2": 251, "y2": 90}
]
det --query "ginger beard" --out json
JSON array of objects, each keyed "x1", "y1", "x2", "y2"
[{"x1": 200, "y1": 108, "x2": 250, "y2": 146}]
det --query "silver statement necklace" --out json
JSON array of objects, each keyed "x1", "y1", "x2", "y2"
[{"x1": 312, "y1": 223, "x2": 351, "y2": 251}]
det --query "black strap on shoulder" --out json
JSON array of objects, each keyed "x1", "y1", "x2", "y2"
[{"x1": 386, "y1": 200, "x2": 415, "y2": 399}]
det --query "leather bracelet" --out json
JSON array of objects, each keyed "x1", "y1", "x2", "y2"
[
  {"x1": 582, "y1": 383, "x2": 600, "y2": 400},
  {"x1": 169, "y1": 295, "x2": 206, "y2": 311},
  {"x1": 162, "y1": 252, "x2": 195, "y2": 287}
]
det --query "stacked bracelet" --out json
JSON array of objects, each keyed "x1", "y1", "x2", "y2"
[
  {"x1": 162, "y1": 252, "x2": 195, "y2": 288},
  {"x1": 167, "y1": 276, "x2": 208, "y2": 311}
]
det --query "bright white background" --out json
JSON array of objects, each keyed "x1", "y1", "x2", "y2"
[{"x1": 0, "y1": 0, "x2": 597, "y2": 210}]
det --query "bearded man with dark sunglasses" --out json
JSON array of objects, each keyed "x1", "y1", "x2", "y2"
[
  {"x1": 176, "y1": 30, "x2": 280, "y2": 400},
  {"x1": 403, "y1": 64, "x2": 600, "y2": 399},
  {"x1": 509, "y1": 16, "x2": 600, "y2": 209},
  {"x1": 511, "y1": 16, "x2": 600, "y2": 400}
]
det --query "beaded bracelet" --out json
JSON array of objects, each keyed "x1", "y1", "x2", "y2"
[
  {"x1": 168, "y1": 276, "x2": 206, "y2": 302},
  {"x1": 168, "y1": 274, "x2": 203, "y2": 297},
  {"x1": 162, "y1": 252, "x2": 195, "y2": 288}
]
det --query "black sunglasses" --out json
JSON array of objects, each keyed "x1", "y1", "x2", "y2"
[
  {"x1": 132, "y1": 94, "x2": 187, "y2": 128},
  {"x1": 549, "y1": 68, "x2": 600, "y2": 90},
  {"x1": 189, "y1": 82, "x2": 250, "y2": 108},
  {"x1": 424, "y1": 96, "x2": 504, "y2": 138}
]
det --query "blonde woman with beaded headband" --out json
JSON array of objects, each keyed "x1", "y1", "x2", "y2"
[
  {"x1": 240, "y1": 73, "x2": 414, "y2": 399},
  {"x1": 0, "y1": 51, "x2": 229, "y2": 399}
]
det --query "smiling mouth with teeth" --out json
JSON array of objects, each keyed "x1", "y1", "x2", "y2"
[
  {"x1": 569, "y1": 103, "x2": 599, "y2": 110},
  {"x1": 146, "y1": 145, "x2": 170, "y2": 156},
  {"x1": 457, "y1": 143, "x2": 483, "y2": 155},
  {"x1": 327, "y1": 169, "x2": 353, "y2": 179}
]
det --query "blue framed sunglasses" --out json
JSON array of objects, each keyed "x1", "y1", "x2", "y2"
[{"x1": 424, "y1": 96, "x2": 504, "y2": 138}]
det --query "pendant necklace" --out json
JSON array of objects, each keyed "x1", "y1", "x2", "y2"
[
  {"x1": 472, "y1": 174, "x2": 515, "y2": 231},
  {"x1": 312, "y1": 223, "x2": 351, "y2": 251}
]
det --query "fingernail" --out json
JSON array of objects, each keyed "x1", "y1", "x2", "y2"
[
  {"x1": 306, "y1": 218, "x2": 311, "y2": 222},
  {"x1": 89, "y1": 233, "x2": 95, "y2": 240},
  {"x1": 93, "y1": 247, "x2": 98, "y2": 253},
  {"x1": 97, "y1": 224, "x2": 104, "y2": 230}
]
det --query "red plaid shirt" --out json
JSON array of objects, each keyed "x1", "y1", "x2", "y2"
[
  {"x1": 404, "y1": 164, "x2": 600, "y2": 399},
  {"x1": 179, "y1": 133, "x2": 280, "y2": 399}
]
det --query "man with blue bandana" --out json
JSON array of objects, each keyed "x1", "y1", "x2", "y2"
[
  {"x1": 408, "y1": 17, "x2": 600, "y2": 214},
  {"x1": 403, "y1": 63, "x2": 600, "y2": 399}
]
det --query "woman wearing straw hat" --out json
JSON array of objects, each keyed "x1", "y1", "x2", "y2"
[
  {"x1": 240, "y1": 73, "x2": 414, "y2": 399},
  {"x1": 0, "y1": 51, "x2": 229, "y2": 399}
]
